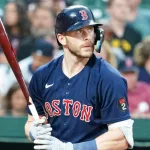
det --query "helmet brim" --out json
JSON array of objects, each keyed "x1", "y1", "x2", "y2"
[{"x1": 67, "y1": 20, "x2": 102, "y2": 32}]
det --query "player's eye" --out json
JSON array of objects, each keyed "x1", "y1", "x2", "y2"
[
  {"x1": 88, "y1": 26, "x2": 94, "y2": 32},
  {"x1": 75, "y1": 29, "x2": 81, "y2": 34}
]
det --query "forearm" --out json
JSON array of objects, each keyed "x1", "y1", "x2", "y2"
[
  {"x1": 73, "y1": 128, "x2": 128, "y2": 150},
  {"x1": 25, "y1": 121, "x2": 33, "y2": 141},
  {"x1": 25, "y1": 115, "x2": 51, "y2": 144},
  {"x1": 34, "y1": 119, "x2": 134, "y2": 150},
  {"x1": 34, "y1": 128, "x2": 129, "y2": 150},
  {"x1": 95, "y1": 128, "x2": 128, "y2": 150}
]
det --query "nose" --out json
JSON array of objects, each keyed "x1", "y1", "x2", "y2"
[{"x1": 82, "y1": 29, "x2": 90, "y2": 41}]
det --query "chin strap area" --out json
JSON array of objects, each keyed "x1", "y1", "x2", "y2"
[{"x1": 95, "y1": 28, "x2": 105, "y2": 53}]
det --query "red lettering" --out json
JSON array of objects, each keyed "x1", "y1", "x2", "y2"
[
  {"x1": 45, "y1": 102, "x2": 53, "y2": 117},
  {"x1": 45, "y1": 100, "x2": 93, "y2": 123},
  {"x1": 63, "y1": 99, "x2": 73, "y2": 116},
  {"x1": 72, "y1": 101, "x2": 81, "y2": 117},
  {"x1": 52, "y1": 100, "x2": 61, "y2": 116},
  {"x1": 80, "y1": 105, "x2": 93, "y2": 122}
]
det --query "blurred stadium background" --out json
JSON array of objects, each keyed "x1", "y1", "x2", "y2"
[{"x1": 0, "y1": 0, "x2": 150, "y2": 150}]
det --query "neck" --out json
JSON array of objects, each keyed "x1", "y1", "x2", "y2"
[
  {"x1": 145, "y1": 59, "x2": 150, "y2": 73},
  {"x1": 109, "y1": 18, "x2": 125, "y2": 37},
  {"x1": 62, "y1": 48, "x2": 90, "y2": 78}
]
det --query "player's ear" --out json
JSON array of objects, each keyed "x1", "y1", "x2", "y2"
[{"x1": 57, "y1": 33, "x2": 67, "y2": 46}]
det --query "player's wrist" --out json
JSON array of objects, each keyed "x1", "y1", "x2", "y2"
[{"x1": 73, "y1": 139, "x2": 97, "y2": 150}]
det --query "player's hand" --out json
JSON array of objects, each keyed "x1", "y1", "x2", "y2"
[
  {"x1": 34, "y1": 135, "x2": 73, "y2": 150},
  {"x1": 29, "y1": 116, "x2": 52, "y2": 141}
]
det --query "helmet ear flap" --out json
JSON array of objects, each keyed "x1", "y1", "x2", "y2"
[{"x1": 95, "y1": 27, "x2": 104, "y2": 53}]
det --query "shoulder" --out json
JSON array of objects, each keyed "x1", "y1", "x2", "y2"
[
  {"x1": 96, "y1": 57, "x2": 127, "y2": 86},
  {"x1": 93, "y1": 55, "x2": 126, "y2": 83},
  {"x1": 98, "y1": 57, "x2": 123, "y2": 79}
]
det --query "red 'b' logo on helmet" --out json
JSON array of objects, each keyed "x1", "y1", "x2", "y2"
[{"x1": 79, "y1": 10, "x2": 88, "y2": 20}]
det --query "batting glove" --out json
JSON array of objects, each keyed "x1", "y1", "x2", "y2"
[
  {"x1": 34, "y1": 135, "x2": 73, "y2": 150},
  {"x1": 29, "y1": 116, "x2": 52, "y2": 141}
]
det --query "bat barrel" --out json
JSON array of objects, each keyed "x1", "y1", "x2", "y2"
[{"x1": 0, "y1": 18, "x2": 30, "y2": 105}]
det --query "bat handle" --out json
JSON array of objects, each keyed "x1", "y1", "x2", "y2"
[
  {"x1": 28, "y1": 97, "x2": 39, "y2": 120},
  {"x1": 28, "y1": 98, "x2": 42, "y2": 150}
]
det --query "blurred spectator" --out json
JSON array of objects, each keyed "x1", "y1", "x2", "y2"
[
  {"x1": 27, "y1": 2, "x2": 37, "y2": 23},
  {"x1": 134, "y1": 37, "x2": 150, "y2": 84},
  {"x1": 27, "y1": 1, "x2": 54, "y2": 23},
  {"x1": 3, "y1": 1, "x2": 31, "y2": 54},
  {"x1": 0, "y1": 47, "x2": 9, "y2": 114},
  {"x1": 37, "y1": 0, "x2": 54, "y2": 10},
  {"x1": 23, "y1": 0, "x2": 38, "y2": 6},
  {"x1": 27, "y1": 0, "x2": 70, "y2": 20},
  {"x1": 17, "y1": 5, "x2": 55, "y2": 61},
  {"x1": 2, "y1": 82, "x2": 27, "y2": 117},
  {"x1": 44, "y1": 34, "x2": 63, "y2": 59},
  {"x1": 94, "y1": 40, "x2": 117, "y2": 68},
  {"x1": 10, "y1": 39, "x2": 54, "y2": 85},
  {"x1": 0, "y1": 47, "x2": 8, "y2": 64},
  {"x1": 0, "y1": 47, "x2": 11, "y2": 96},
  {"x1": 119, "y1": 57, "x2": 150, "y2": 118},
  {"x1": 103, "y1": 0, "x2": 142, "y2": 59},
  {"x1": 30, "y1": 5, "x2": 54, "y2": 37},
  {"x1": 128, "y1": 0, "x2": 150, "y2": 39},
  {"x1": 36, "y1": 0, "x2": 70, "y2": 16},
  {"x1": 52, "y1": 0, "x2": 67, "y2": 16}
]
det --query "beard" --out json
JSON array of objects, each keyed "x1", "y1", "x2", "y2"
[{"x1": 67, "y1": 43, "x2": 94, "y2": 58}]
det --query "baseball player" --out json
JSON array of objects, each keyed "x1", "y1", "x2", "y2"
[{"x1": 25, "y1": 5, "x2": 134, "y2": 150}]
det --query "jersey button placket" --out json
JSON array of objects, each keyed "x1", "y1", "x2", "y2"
[
  {"x1": 68, "y1": 82, "x2": 71, "y2": 86},
  {"x1": 66, "y1": 91, "x2": 69, "y2": 95},
  {"x1": 64, "y1": 121, "x2": 67, "y2": 126},
  {"x1": 63, "y1": 81, "x2": 71, "y2": 128},
  {"x1": 65, "y1": 81, "x2": 71, "y2": 96}
]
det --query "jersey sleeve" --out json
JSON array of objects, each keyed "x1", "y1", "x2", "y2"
[
  {"x1": 99, "y1": 62, "x2": 131, "y2": 124},
  {"x1": 27, "y1": 67, "x2": 45, "y2": 116}
]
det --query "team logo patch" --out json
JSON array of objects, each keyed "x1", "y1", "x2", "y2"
[{"x1": 117, "y1": 98, "x2": 127, "y2": 111}]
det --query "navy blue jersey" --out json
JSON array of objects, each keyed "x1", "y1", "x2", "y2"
[{"x1": 28, "y1": 54, "x2": 130, "y2": 143}]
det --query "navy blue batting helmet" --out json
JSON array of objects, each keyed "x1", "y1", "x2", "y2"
[
  {"x1": 55, "y1": 5, "x2": 102, "y2": 34},
  {"x1": 55, "y1": 5, "x2": 104, "y2": 52}
]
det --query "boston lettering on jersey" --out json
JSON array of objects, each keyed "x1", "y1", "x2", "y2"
[{"x1": 45, "y1": 99, "x2": 93, "y2": 122}]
